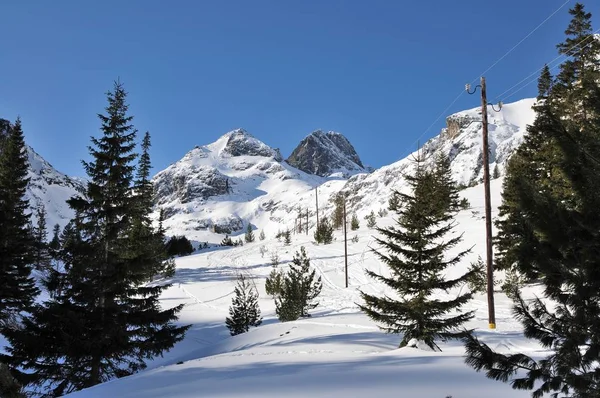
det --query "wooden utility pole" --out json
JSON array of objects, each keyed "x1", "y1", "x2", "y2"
[
  {"x1": 315, "y1": 187, "x2": 319, "y2": 228},
  {"x1": 480, "y1": 76, "x2": 496, "y2": 329},
  {"x1": 306, "y1": 208, "x2": 309, "y2": 235},
  {"x1": 343, "y1": 194, "x2": 348, "y2": 288}
]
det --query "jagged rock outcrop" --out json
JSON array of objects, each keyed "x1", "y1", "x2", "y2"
[{"x1": 286, "y1": 130, "x2": 366, "y2": 177}]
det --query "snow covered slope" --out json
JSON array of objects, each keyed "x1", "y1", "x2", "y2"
[
  {"x1": 336, "y1": 98, "x2": 537, "y2": 217},
  {"x1": 152, "y1": 129, "x2": 325, "y2": 243},
  {"x1": 67, "y1": 177, "x2": 541, "y2": 398},
  {"x1": 25, "y1": 145, "x2": 85, "y2": 229},
  {"x1": 286, "y1": 130, "x2": 367, "y2": 178}
]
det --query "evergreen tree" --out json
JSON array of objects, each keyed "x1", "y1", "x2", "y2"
[
  {"x1": 31, "y1": 206, "x2": 51, "y2": 273},
  {"x1": 537, "y1": 64, "x2": 553, "y2": 99},
  {"x1": 283, "y1": 229, "x2": 291, "y2": 245},
  {"x1": 313, "y1": 215, "x2": 333, "y2": 244},
  {"x1": 464, "y1": 5, "x2": 600, "y2": 397},
  {"x1": 244, "y1": 224, "x2": 255, "y2": 243},
  {"x1": 492, "y1": 164, "x2": 500, "y2": 179},
  {"x1": 259, "y1": 230, "x2": 266, "y2": 241},
  {"x1": 275, "y1": 246, "x2": 322, "y2": 321},
  {"x1": 432, "y1": 153, "x2": 460, "y2": 215},
  {"x1": 225, "y1": 274, "x2": 262, "y2": 336},
  {"x1": 0, "y1": 362, "x2": 23, "y2": 398},
  {"x1": 358, "y1": 155, "x2": 474, "y2": 351},
  {"x1": 265, "y1": 268, "x2": 283, "y2": 297},
  {"x1": 3, "y1": 82, "x2": 189, "y2": 394},
  {"x1": 350, "y1": 213, "x2": 360, "y2": 230},
  {"x1": 0, "y1": 118, "x2": 39, "y2": 328},
  {"x1": 166, "y1": 236, "x2": 194, "y2": 257},
  {"x1": 221, "y1": 235, "x2": 234, "y2": 246},
  {"x1": 331, "y1": 192, "x2": 344, "y2": 229},
  {"x1": 365, "y1": 210, "x2": 377, "y2": 228}
]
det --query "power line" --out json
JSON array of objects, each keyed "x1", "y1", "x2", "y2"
[
  {"x1": 495, "y1": 27, "x2": 600, "y2": 102},
  {"x1": 471, "y1": 0, "x2": 571, "y2": 85},
  {"x1": 400, "y1": 1, "x2": 571, "y2": 159}
]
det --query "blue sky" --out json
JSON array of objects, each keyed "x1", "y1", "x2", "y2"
[{"x1": 1, "y1": 0, "x2": 596, "y2": 177}]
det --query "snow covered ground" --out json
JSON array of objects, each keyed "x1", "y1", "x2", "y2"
[{"x1": 67, "y1": 178, "x2": 543, "y2": 398}]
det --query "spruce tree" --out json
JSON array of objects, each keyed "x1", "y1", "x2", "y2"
[
  {"x1": 358, "y1": 155, "x2": 474, "y2": 351},
  {"x1": 31, "y1": 206, "x2": 51, "y2": 273},
  {"x1": 3, "y1": 82, "x2": 189, "y2": 395},
  {"x1": 464, "y1": 5, "x2": 600, "y2": 397},
  {"x1": 244, "y1": 224, "x2": 255, "y2": 243},
  {"x1": 259, "y1": 230, "x2": 266, "y2": 241},
  {"x1": 225, "y1": 274, "x2": 262, "y2": 336},
  {"x1": 331, "y1": 192, "x2": 344, "y2": 229},
  {"x1": 283, "y1": 228, "x2": 291, "y2": 245},
  {"x1": 0, "y1": 118, "x2": 39, "y2": 328},
  {"x1": 350, "y1": 213, "x2": 360, "y2": 230},
  {"x1": 537, "y1": 64, "x2": 553, "y2": 99},
  {"x1": 275, "y1": 246, "x2": 322, "y2": 321},
  {"x1": 314, "y1": 215, "x2": 333, "y2": 244},
  {"x1": 432, "y1": 153, "x2": 460, "y2": 215}
]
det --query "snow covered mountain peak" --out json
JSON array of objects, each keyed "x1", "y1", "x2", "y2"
[
  {"x1": 286, "y1": 130, "x2": 366, "y2": 178},
  {"x1": 206, "y1": 128, "x2": 283, "y2": 161}
]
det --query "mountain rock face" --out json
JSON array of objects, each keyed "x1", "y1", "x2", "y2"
[
  {"x1": 152, "y1": 129, "x2": 323, "y2": 238},
  {"x1": 1, "y1": 118, "x2": 85, "y2": 230},
  {"x1": 286, "y1": 130, "x2": 366, "y2": 178}
]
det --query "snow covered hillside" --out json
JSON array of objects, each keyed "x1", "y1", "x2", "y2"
[
  {"x1": 152, "y1": 129, "x2": 326, "y2": 243},
  {"x1": 67, "y1": 178, "x2": 542, "y2": 398},
  {"x1": 152, "y1": 99, "x2": 536, "y2": 252},
  {"x1": 25, "y1": 145, "x2": 85, "y2": 229},
  {"x1": 336, "y1": 98, "x2": 537, "y2": 218}
]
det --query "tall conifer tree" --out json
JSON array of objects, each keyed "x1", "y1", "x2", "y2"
[
  {"x1": 465, "y1": 5, "x2": 600, "y2": 397},
  {"x1": 3, "y1": 82, "x2": 188, "y2": 395},
  {"x1": 359, "y1": 154, "x2": 474, "y2": 351},
  {"x1": 0, "y1": 118, "x2": 38, "y2": 328}
]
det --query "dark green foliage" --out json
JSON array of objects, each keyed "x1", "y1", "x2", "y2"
[
  {"x1": 432, "y1": 153, "x2": 461, "y2": 215},
  {"x1": 283, "y1": 229, "x2": 291, "y2": 245},
  {"x1": 364, "y1": 210, "x2": 377, "y2": 228},
  {"x1": 0, "y1": 118, "x2": 39, "y2": 328},
  {"x1": 492, "y1": 164, "x2": 500, "y2": 179},
  {"x1": 537, "y1": 64, "x2": 552, "y2": 99},
  {"x1": 0, "y1": 362, "x2": 23, "y2": 398},
  {"x1": 466, "y1": 257, "x2": 486, "y2": 295},
  {"x1": 388, "y1": 193, "x2": 400, "y2": 212},
  {"x1": 221, "y1": 235, "x2": 234, "y2": 246},
  {"x1": 265, "y1": 268, "x2": 283, "y2": 297},
  {"x1": 465, "y1": 5, "x2": 600, "y2": 397},
  {"x1": 459, "y1": 198, "x2": 470, "y2": 210},
  {"x1": 225, "y1": 274, "x2": 262, "y2": 336},
  {"x1": 275, "y1": 246, "x2": 322, "y2": 322},
  {"x1": 331, "y1": 192, "x2": 345, "y2": 229},
  {"x1": 31, "y1": 206, "x2": 51, "y2": 273},
  {"x1": 314, "y1": 215, "x2": 333, "y2": 244},
  {"x1": 244, "y1": 224, "x2": 255, "y2": 243},
  {"x1": 359, "y1": 155, "x2": 474, "y2": 351},
  {"x1": 350, "y1": 213, "x2": 360, "y2": 230},
  {"x1": 166, "y1": 235, "x2": 194, "y2": 257},
  {"x1": 3, "y1": 82, "x2": 189, "y2": 394}
]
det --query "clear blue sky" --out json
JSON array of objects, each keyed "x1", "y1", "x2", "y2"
[{"x1": 1, "y1": 0, "x2": 596, "y2": 177}]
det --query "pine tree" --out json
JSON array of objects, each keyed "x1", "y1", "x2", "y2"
[
  {"x1": 275, "y1": 246, "x2": 322, "y2": 321},
  {"x1": 432, "y1": 153, "x2": 460, "y2": 215},
  {"x1": 245, "y1": 224, "x2": 255, "y2": 243},
  {"x1": 358, "y1": 155, "x2": 474, "y2": 351},
  {"x1": 31, "y1": 206, "x2": 51, "y2": 273},
  {"x1": 464, "y1": 5, "x2": 600, "y2": 397},
  {"x1": 3, "y1": 82, "x2": 189, "y2": 395},
  {"x1": 0, "y1": 118, "x2": 39, "y2": 328},
  {"x1": 284, "y1": 228, "x2": 292, "y2": 245},
  {"x1": 221, "y1": 235, "x2": 234, "y2": 246},
  {"x1": 492, "y1": 164, "x2": 500, "y2": 179},
  {"x1": 265, "y1": 268, "x2": 283, "y2": 297},
  {"x1": 225, "y1": 274, "x2": 262, "y2": 336},
  {"x1": 314, "y1": 215, "x2": 333, "y2": 244},
  {"x1": 537, "y1": 64, "x2": 553, "y2": 99},
  {"x1": 0, "y1": 362, "x2": 23, "y2": 398},
  {"x1": 350, "y1": 213, "x2": 360, "y2": 230},
  {"x1": 331, "y1": 192, "x2": 345, "y2": 229},
  {"x1": 259, "y1": 230, "x2": 266, "y2": 241},
  {"x1": 365, "y1": 210, "x2": 377, "y2": 228}
]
